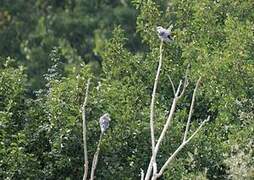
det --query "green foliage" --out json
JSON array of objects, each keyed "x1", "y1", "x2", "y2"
[
  {"x1": 0, "y1": 58, "x2": 41, "y2": 179},
  {"x1": 0, "y1": 0, "x2": 138, "y2": 90},
  {"x1": 0, "y1": 0, "x2": 254, "y2": 179}
]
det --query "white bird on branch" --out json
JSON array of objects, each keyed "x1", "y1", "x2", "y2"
[
  {"x1": 156, "y1": 25, "x2": 174, "y2": 42},
  {"x1": 99, "y1": 113, "x2": 111, "y2": 134}
]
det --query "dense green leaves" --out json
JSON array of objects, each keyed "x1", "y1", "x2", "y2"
[{"x1": 0, "y1": 0, "x2": 253, "y2": 179}]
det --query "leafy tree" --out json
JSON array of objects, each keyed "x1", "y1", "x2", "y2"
[
  {"x1": 0, "y1": 0, "x2": 253, "y2": 179},
  {"x1": 0, "y1": 0, "x2": 138, "y2": 90},
  {"x1": 0, "y1": 58, "x2": 41, "y2": 179}
]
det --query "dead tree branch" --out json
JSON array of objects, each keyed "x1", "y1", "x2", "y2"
[
  {"x1": 90, "y1": 133, "x2": 103, "y2": 180},
  {"x1": 167, "y1": 75, "x2": 176, "y2": 95},
  {"x1": 149, "y1": 40, "x2": 164, "y2": 175},
  {"x1": 82, "y1": 78, "x2": 91, "y2": 180},
  {"x1": 183, "y1": 77, "x2": 201, "y2": 142},
  {"x1": 155, "y1": 116, "x2": 210, "y2": 178},
  {"x1": 144, "y1": 41, "x2": 208, "y2": 180}
]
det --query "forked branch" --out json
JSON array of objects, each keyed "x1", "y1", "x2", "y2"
[
  {"x1": 155, "y1": 116, "x2": 210, "y2": 179},
  {"x1": 144, "y1": 40, "x2": 208, "y2": 180}
]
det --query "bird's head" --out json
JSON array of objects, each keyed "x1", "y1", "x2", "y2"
[
  {"x1": 156, "y1": 26, "x2": 163, "y2": 32},
  {"x1": 103, "y1": 113, "x2": 111, "y2": 120}
]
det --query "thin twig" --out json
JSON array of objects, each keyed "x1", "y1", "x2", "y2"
[
  {"x1": 178, "y1": 65, "x2": 190, "y2": 99},
  {"x1": 183, "y1": 77, "x2": 202, "y2": 142},
  {"x1": 82, "y1": 78, "x2": 91, "y2": 180},
  {"x1": 185, "y1": 116, "x2": 210, "y2": 144},
  {"x1": 167, "y1": 75, "x2": 176, "y2": 95},
  {"x1": 90, "y1": 133, "x2": 103, "y2": 180},
  {"x1": 156, "y1": 116, "x2": 210, "y2": 178}
]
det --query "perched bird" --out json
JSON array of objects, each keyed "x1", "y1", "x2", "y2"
[
  {"x1": 99, "y1": 113, "x2": 111, "y2": 134},
  {"x1": 156, "y1": 26, "x2": 173, "y2": 42}
]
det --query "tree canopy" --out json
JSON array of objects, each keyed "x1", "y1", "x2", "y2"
[{"x1": 0, "y1": 0, "x2": 253, "y2": 179}]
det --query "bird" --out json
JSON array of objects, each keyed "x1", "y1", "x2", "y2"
[
  {"x1": 156, "y1": 26, "x2": 173, "y2": 42},
  {"x1": 99, "y1": 113, "x2": 111, "y2": 134}
]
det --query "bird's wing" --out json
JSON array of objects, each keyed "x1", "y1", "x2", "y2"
[
  {"x1": 159, "y1": 31, "x2": 166, "y2": 36},
  {"x1": 167, "y1": 24, "x2": 173, "y2": 32}
]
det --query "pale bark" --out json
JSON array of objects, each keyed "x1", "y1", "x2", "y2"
[
  {"x1": 183, "y1": 77, "x2": 201, "y2": 142},
  {"x1": 82, "y1": 78, "x2": 91, "y2": 180},
  {"x1": 155, "y1": 116, "x2": 210, "y2": 179},
  {"x1": 90, "y1": 133, "x2": 103, "y2": 180},
  {"x1": 144, "y1": 41, "x2": 208, "y2": 180},
  {"x1": 149, "y1": 40, "x2": 163, "y2": 176}
]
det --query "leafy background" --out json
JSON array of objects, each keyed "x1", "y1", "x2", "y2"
[{"x1": 0, "y1": 0, "x2": 253, "y2": 179}]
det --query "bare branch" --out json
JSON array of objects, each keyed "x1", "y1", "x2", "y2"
[
  {"x1": 156, "y1": 142, "x2": 186, "y2": 178},
  {"x1": 145, "y1": 96, "x2": 179, "y2": 180},
  {"x1": 140, "y1": 169, "x2": 145, "y2": 180},
  {"x1": 183, "y1": 77, "x2": 202, "y2": 142},
  {"x1": 175, "y1": 80, "x2": 183, "y2": 97},
  {"x1": 149, "y1": 40, "x2": 164, "y2": 177},
  {"x1": 145, "y1": 71, "x2": 187, "y2": 180},
  {"x1": 144, "y1": 41, "x2": 206, "y2": 180},
  {"x1": 167, "y1": 75, "x2": 176, "y2": 95},
  {"x1": 185, "y1": 116, "x2": 210, "y2": 144},
  {"x1": 90, "y1": 133, "x2": 103, "y2": 180},
  {"x1": 82, "y1": 78, "x2": 91, "y2": 180},
  {"x1": 178, "y1": 65, "x2": 190, "y2": 99},
  {"x1": 156, "y1": 116, "x2": 210, "y2": 178},
  {"x1": 152, "y1": 80, "x2": 186, "y2": 157},
  {"x1": 155, "y1": 97, "x2": 178, "y2": 151}
]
